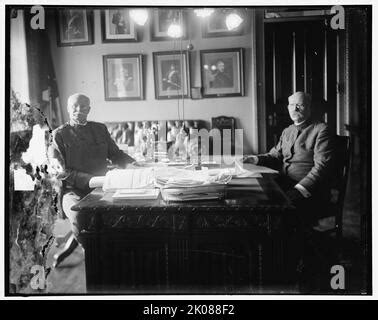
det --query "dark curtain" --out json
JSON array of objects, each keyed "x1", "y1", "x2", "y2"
[{"x1": 24, "y1": 9, "x2": 62, "y2": 129}]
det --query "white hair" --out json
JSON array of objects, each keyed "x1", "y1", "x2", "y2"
[{"x1": 67, "y1": 93, "x2": 90, "y2": 108}]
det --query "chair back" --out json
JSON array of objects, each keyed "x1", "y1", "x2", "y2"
[
  {"x1": 211, "y1": 116, "x2": 236, "y2": 155},
  {"x1": 329, "y1": 135, "x2": 351, "y2": 238},
  {"x1": 331, "y1": 135, "x2": 351, "y2": 207}
]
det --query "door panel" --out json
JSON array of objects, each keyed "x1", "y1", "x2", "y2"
[{"x1": 265, "y1": 20, "x2": 337, "y2": 149}]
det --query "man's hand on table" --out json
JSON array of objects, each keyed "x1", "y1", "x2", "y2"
[
  {"x1": 242, "y1": 155, "x2": 259, "y2": 165},
  {"x1": 126, "y1": 161, "x2": 144, "y2": 169}
]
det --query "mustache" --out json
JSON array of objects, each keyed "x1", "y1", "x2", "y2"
[{"x1": 72, "y1": 112, "x2": 88, "y2": 116}]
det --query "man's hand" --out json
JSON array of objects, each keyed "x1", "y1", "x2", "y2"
[
  {"x1": 89, "y1": 176, "x2": 105, "y2": 189},
  {"x1": 125, "y1": 161, "x2": 143, "y2": 169},
  {"x1": 286, "y1": 188, "x2": 304, "y2": 202},
  {"x1": 242, "y1": 155, "x2": 259, "y2": 165},
  {"x1": 49, "y1": 158, "x2": 65, "y2": 176}
]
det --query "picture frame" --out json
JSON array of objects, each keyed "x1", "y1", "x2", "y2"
[
  {"x1": 56, "y1": 9, "x2": 94, "y2": 47},
  {"x1": 200, "y1": 48, "x2": 244, "y2": 98},
  {"x1": 153, "y1": 51, "x2": 191, "y2": 100},
  {"x1": 101, "y1": 8, "x2": 138, "y2": 43},
  {"x1": 202, "y1": 9, "x2": 245, "y2": 38},
  {"x1": 103, "y1": 54, "x2": 144, "y2": 101},
  {"x1": 150, "y1": 9, "x2": 188, "y2": 41}
]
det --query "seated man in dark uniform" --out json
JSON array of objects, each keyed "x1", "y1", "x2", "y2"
[
  {"x1": 243, "y1": 91, "x2": 334, "y2": 225},
  {"x1": 49, "y1": 93, "x2": 135, "y2": 267}
]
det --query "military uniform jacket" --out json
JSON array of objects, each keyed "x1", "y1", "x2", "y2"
[
  {"x1": 257, "y1": 120, "x2": 334, "y2": 197},
  {"x1": 48, "y1": 121, "x2": 134, "y2": 195}
]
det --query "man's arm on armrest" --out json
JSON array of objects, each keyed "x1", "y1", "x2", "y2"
[{"x1": 298, "y1": 124, "x2": 334, "y2": 193}]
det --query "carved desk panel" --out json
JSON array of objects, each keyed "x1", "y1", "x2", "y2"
[{"x1": 73, "y1": 175, "x2": 299, "y2": 293}]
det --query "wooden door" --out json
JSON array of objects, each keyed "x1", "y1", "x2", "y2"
[{"x1": 264, "y1": 20, "x2": 338, "y2": 148}]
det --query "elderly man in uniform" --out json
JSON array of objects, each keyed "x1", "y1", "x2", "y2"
[
  {"x1": 243, "y1": 91, "x2": 334, "y2": 225},
  {"x1": 49, "y1": 93, "x2": 135, "y2": 267}
]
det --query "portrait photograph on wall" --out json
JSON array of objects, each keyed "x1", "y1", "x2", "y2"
[
  {"x1": 150, "y1": 9, "x2": 188, "y2": 40},
  {"x1": 200, "y1": 48, "x2": 244, "y2": 98},
  {"x1": 153, "y1": 51, "x2": 190, "y2": 99},
  {"x1": 56, "y1": 9, "x2": 93, "y2": 46},
  {"x1": 101, "y1": 8, "x2": 138, "y2": 42},
  {"x1": 103, "y1": 54, "x2": 144, "y2": 101},
  {"x1": 202, "y1": 8, "x2": 246, "y2": 38}
]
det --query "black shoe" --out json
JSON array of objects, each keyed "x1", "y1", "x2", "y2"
[{"x1": 53, "y1": 235, "x2": 79, "y2": 268}]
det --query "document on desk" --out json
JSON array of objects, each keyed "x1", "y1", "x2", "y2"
[
  {"x1": 154, "y1": 167, "x2": 232, "y2": 188},
  {"x1": 99, "y1": 164, "x2": 271, "y2": 193},
  {"x1": 234, "y1": 158, "x2": 278, "y2": 176},
  {"x1": 112, "y1": 188, "x2": 160, "y2": 200},
  {"x1": 161, "y1": 185, "x2": 225, "y2": 202},
  {"x1": 102, "y1": 168, "x2": 155, "y2": 191},
  {"x1": 228, "y1": 177, "x2": 261, "y2": 186}
]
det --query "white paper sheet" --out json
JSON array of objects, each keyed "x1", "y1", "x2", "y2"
[
  {"x1": 112, "y1": 188, "x2": 160, "y2": 199},
  {"x1": 102, "y1": 168, "x2": 155, "y2": 191}
]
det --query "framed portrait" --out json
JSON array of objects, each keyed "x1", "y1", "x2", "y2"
[
  {"x1": 101, "y1": 8, "x2": 138, "y2": 42},
  {"x1": 202, "y1": 9, "x2": 245, "y2": 38},
  {"x1": 103, "y1": 54, "x2": 144, "y2": 101},
  {"x1": 56, "y1": 9, "x2": 94, "y2": 46},
  {"x1": 200, "y1": 48, "x2": 244, "y2": 98},
  {"x1": 153, "y1": 51, "x2": 191, "y2": 99},
  {"x1": 150, "y1": 9, "x2": 188, "y2": 41}
]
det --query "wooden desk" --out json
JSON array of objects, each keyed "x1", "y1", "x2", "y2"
[{"x1": 72, "y1": 174, "x2": 299, "y2": 293}]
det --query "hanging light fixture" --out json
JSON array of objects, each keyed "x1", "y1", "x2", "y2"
[
  {"x1": 129, "y1": 9, "x2": 148, "y2": 26},
  {"x1": 225, "y1": 12, "x2": 244, "y2": 30},
  {"x1": 194, "y1": 8, "x2": 214, "y2": 18},
  {"x1": 167, "y1": 21, "x2": 183, "y2": 38}
]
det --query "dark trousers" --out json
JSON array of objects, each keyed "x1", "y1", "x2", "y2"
[
  {"x1": 275, "y1": 175, "x2": 335, "y2": 291},
  {"x1": 275, "y1": 175, "x2": 330, "y2": 227}
]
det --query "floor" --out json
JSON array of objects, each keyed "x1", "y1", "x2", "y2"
[{"x1": 45, "y1": 167, "x2": 367, "y2": 295}]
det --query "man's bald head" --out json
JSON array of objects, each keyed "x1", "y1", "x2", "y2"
[
  {"x1": 288, "y1": 92, "x2": 311, "y2": 106},
  {"x1": 287, "y1": 91, "x2": 312, "y2": 125},
  {"x1": 67, "y1": 93, "x2": 91, "y2": 125},
  {"x1": 67, "y1": 93, "x2": 90, "y2": 108}
]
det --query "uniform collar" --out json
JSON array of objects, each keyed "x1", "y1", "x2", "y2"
[
  {"x1": 294, "y1": 118, "x2": 312, "y2": 131},
  {"x1": 69, "y1": 120, "x2": 88, "y2": 127}
]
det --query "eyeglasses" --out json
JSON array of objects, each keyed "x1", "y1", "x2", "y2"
[{"x1": 287, "y1": 103, "x2": 306, "y2": 109}]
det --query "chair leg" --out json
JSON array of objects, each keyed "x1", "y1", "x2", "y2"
[{"x1": 336, "y1": 215, "x2": 343, "y2": 243}]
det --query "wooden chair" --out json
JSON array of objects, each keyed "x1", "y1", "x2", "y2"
[
  {"x1": 314, "y1": 135, "x2": 351, "y2": 240},
  {"x1": 211, "y1": 116, "x2": 236, "y2": 155}
]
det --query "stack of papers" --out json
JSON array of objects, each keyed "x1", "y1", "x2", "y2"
[
  {"x1": 97, "y1": 161, "x2": 277, "y2": 201},
  {"x1": 112, "y1": 188, "x2": 160, "y2": 200},
  {"x1": 154, "y1": 167, "x2": 232, "y2": 188},
  {"x1": 102, "y1": 168, "x2": 155, "y2": 191},
  {"x1": 161, "y1": 185, "x2": 225, "y2": 202}
]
